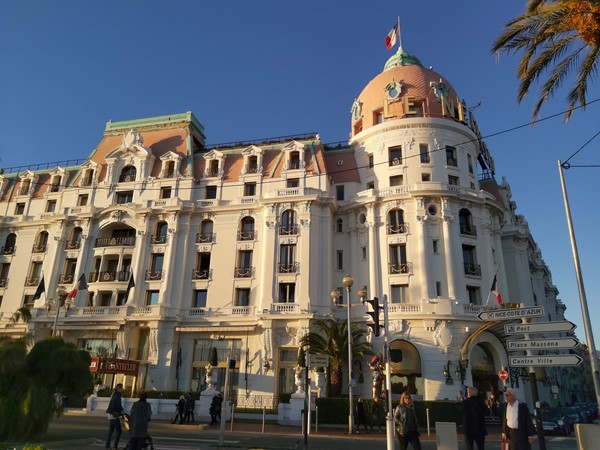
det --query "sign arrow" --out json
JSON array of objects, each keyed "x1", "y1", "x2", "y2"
[
  {"x1": 509, "y1": 354, "x2": 583, "y2": 367},
  {"x1": 478, "y1": 306, "x2": 544, "y2": 321},
  {"x1": 506, "y1": 337, "x2": 579, "y2": 351},
  {"x1": 504, "y1": 321, "x2": 577, "y2": 334}
]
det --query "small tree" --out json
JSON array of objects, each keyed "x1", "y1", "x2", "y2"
[{"x1": 0, "y1": 337, "x2": 93, "y2": 440}]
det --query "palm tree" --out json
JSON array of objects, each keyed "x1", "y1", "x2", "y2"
[
  {"x1": 299, "y1": 319, "x2": 372, "y2": 396},
  {"x1": 492, "y1": 0, "x2": 600, "y2": 122},
  {"x1": 10, "y1": 307, "x2": 32, "y2": 324}
]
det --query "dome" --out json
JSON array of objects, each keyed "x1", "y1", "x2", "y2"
[{"x1": 351, "y1": 48, "x2": 465, "y2": 137}]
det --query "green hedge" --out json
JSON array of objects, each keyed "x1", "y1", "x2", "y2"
[{"x1": 314, "y1": 397, "x2": 462, "y2": 426}]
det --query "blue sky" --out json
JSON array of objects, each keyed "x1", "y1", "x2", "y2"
[{"x1": 2, "y1": 1, "x2": 600, "y2": 348}]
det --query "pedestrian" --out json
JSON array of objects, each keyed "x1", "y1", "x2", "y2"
[
  {"x1": 105, "y1": 383, "x2": 124, "y2": 450},
  {"x1": 187, "y1": 392, "x2": 196, "y2": 424},
  {"x1": 370, "y1": 399, "x2": 384, "y2": 432},
  {"x1": 355, "y1": 397, "x2": 369, "y2": 433},
  {"x1": 393, "y1": 392, "x2": 422, "y2": 450},
  {"x1": 210, "y1": 392, "x2": 223, "y2": 424},
  {"x1": 463, "y1": 386, "x2": 487, "y2": 450},
  {"x1": 128, "y1": 392, "x2": 152, "y2": 450},
  {"x1": 171, "y1": 395, "x2": 185, "y2": 424},
  {"x1": 183, "y1": 393, "x2": 193, "y2": 424},
  {"x1": 501, "y1": 388, "x2": 535, "y2": 450}
]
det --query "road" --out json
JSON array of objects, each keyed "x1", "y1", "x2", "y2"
[{"x1": 14, "y1": 412, "x2": 579, "y2": 450}]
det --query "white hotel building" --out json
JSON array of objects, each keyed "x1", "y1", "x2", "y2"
[{"x1": 0, "y1": 46, "x2": 589, "y2": 407}]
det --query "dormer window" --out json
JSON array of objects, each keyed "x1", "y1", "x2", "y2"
[
  {"x1": 282, "y1": 141, "x2": 305, "y2": 171},
  {"x1": 159, "y1": 152, "x2": 182, "y2": 179},
  {"x1": 50, "y1": 174, "x2": 62, "y2": 192},
  {"x1": 241, "y1": 146, "x2": 263, "y2": 176},
  {"x1": 18, "y1": 179, "x2": 31, "y2": 196},
  {"x1": 119, "y1": 165, "x2": 137, "y2": 183},
  {"x1": 203, "y1": 150, "x2": 225, "y2": 178}
]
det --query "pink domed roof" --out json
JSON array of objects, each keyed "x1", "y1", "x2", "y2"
[{"x1": 351, "y1": 51, "x2": 463, "y2": 137}]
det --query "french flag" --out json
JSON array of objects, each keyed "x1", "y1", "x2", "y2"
[
  {"x1": 490, "y1": 275, "x2": 503, "y2": 305},
  {"x1": 385, "y1": 24, "x2": 399, "y2": 50}
]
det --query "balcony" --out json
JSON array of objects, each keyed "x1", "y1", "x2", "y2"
[
  {"x1": 237, "y1": 230, "x2": 256, "y2": 241},
  {"x1": 196, "y1": 233, "x2": 214, "y2": 244},
  {"x1": 463, "y1": 263, "x2": 482, "y2": 277},
  {"x1": 192, "y1": 269, "x2": 212, "y2": 280},
  {"x1": 65, "y1": 240, "x2": 81, "y2": 250},
  {"x1": 118, "y1": 174, "x2": 136, "y2": 183},
  {"x1": 460, "y1": 224, "x2": 477, "y2": 236},
  {"x1": 145, "y1": 270, "x2": 164, "y2": 281},
  {"x1": 89, "y1": 270, "x2": 130, "y2": 283},
  {"x1": 270, "y1": 303, "x2": 300, "y2": 314},
  {"x1": 387, "y1": 223, "x2": 408, "y2": 234},
  {"x1": 150, "y1": 235, "x2": 167, "y2": 245},
  {"x1": 277, "y1": 262, "x2": 298, "y2": 274},
  {"x1": 279, "y1": 225, "x2": 298, "y2": 236},
  {"x1": 24, "y1": 276, "x2": 41, "y2": 287},
  {"x1": 1, "y1": 246, "x2": 15, "y2": 255},
  {"x1": 234, "y1": 266, "x2": 254, "y2": 278},
  {"x1": 31, "y1": 243, "x2": 47, "y2": 253},
  {"x1": 0, "y1": 278, "x2": 8, "y2": 288},
  {"x1": 388, "y1": 262, "x2": 412, "y2": 275},
  {"x1": 94, "y1": 236, "x2": 136, "y2": 247},
  {"x1": 59, "y1": 273, "x2": 74, "y2": 284}
]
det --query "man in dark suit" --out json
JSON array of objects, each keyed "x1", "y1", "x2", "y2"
[
  {"x1": 463, "y1": 386, "x2": 487, "y2": 450},
  {"x1": 501, "y1": 389, "x2": 535, "y2": 450}
]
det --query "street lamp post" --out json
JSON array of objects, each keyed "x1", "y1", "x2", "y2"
[
  {"x1": 49, "y1": 286, "x2": 72, "y2": 337},
  {"x1": 330, "y1": 274, "x2": 355, "y2": 434}
]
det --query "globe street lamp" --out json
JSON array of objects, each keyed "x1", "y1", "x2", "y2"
[
  {"x1": 50, "y1": 286, "x2": 72, "y2": 337},
  {"x1": 331, "y1": 274, "x2": 355, "y2": 434}
]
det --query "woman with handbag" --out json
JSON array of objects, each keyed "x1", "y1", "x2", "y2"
[{"x1": 393, "y1": 392, "x2": 422, "y2": 450}]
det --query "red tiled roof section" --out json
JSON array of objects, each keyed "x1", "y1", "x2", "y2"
[
  {"x1": 354, "y1": 65, "x2": 460, "y2": 134},
  {"x1": 324, "y1": 152, "x2": 361, "y2": 183},
  {"x1": 90, "y1": 128, "x2": 189, "y2": 182}
]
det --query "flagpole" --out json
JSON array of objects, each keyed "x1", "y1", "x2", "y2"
[{"x1": 397, "y1": 16, "x2": 402, "y2": 49}]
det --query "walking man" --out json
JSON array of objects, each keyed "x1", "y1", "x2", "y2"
[
  {"x1": 128, "y1": 392, "x2": 152, "y2": 450},
  {"x1": 105, "y1": 383, "x2": 124, "y2": 450},
  {"x1": 463, "y1": 386, "x2": 487, "y2": 450},
  {"x1": 501, "y1": 389, "x2": 535, "y2": 450}
]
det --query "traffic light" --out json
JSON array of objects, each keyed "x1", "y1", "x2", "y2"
[{"x1": 365, "y1": 296, "x2": 381, "y2": 336}]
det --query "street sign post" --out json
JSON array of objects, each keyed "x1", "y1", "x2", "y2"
[
  {"x1": 504, "y1": 321, "x2": 577, "y2": 334},
  {"x1": 509, "y1": 355, "x2": 583, "y2": 367},
  {"x1": 308, "y1": 353, "x2": 329, "y2": 368},
  {"x1": 478, "y1": 306, "x2": 544, "y2": 321},
  {"x1": 506, "y1": 337, "x2": 579, "y2": 351}
]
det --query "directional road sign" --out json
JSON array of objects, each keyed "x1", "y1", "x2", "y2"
[
  {"x1": 506, "y1": 337, "x2": 579, "y2": 351},
  {"x1": 478, "y1": 306, "x2": 544, "y2": 321},
  {"x1": 308, "y1": 353, "x2": 329, "y2": 368},
  {"x1": 504, "y1": 321, "x2": 577, "y2": 334},
  {"x1": 509, "y1": 355, "x2": 583, "y2": 367}
]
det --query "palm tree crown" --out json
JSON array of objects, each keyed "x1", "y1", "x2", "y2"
[
  {"x1": 492, "y1": 0, "x2": 600, "y2": 121},
  {"x1": 299, "y1": 319, "x2": 372, "y2": 397}
]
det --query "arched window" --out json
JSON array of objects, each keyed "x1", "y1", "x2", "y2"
[
  {"x1": 32, "y1": 231, "x2": 49, "y2": 253},
  {"x1": 197, "y1": 220, "x2": 214, "y2": 243},
  {"x1": 459, "y1": 209, "x2": 476, "y2": 236},
  {"x1": 153, "y1": 221, "x2": 168, "y2": 244},
  {"x1": 119, "y1": 165, "x2": 137, "y2": 183},
  {"x1": 280, "y1": 210, "x2": 297, "y2": 235},
  {"x1": 2, "y1": 233, "x2": 16, "y2": 255},
  {"x1": 387, "y1": 209, "x2": 406, "y2": 234},
  {"x1": 238, "y1": 217, "x2": 255, "y2": 241},
  {"x1": 67, "y1": 227, "x2": 83, "y2": 250}
]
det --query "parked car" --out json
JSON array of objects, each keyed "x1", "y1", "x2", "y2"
[{"x1": 540, "y1": 408, "x2": 571, "y2": 435}]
